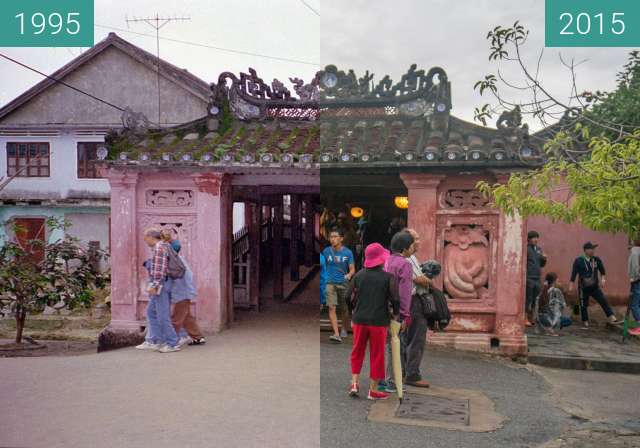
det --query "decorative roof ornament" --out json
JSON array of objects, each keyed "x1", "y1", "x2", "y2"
[
  {"x1": 211, "y1": 68, "x2": 319, "y2": 121},
  {"x1": 496, "y1": 105, "x2": 522, "y2": 129},
  {"x1": 121, "y1": 107, "x2": 152, "y2": 133},
  {"x1": 317, "y1": 64, "x2": 451, "y2": 110}
]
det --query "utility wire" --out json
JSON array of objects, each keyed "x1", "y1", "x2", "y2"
[
  {"x1": 0, "y1": 52, "x2": 126, "y2": 113},
  {"x1": 299, "y1": 0, "x2": 320, "y2": 16},
  {"x1": 95, "y1": 23, "x2": 320, "y2": 67}
]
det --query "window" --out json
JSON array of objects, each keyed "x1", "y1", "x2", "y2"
[
  {"x1": 6, "y1": 142, "x2": 50, "y2": 177},
  {"x1": 77, "y1": 142, "x2": 103, "y2": 179}
]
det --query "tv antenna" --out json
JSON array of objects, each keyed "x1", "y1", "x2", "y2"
[{"x1": 125, "y1": 14, "x2": 191, "y2": 126}]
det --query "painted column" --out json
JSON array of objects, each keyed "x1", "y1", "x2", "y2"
[
  {"x1": 493, "y1": 174, "x2": 527, "y2": 354},
  {"x1": 290, "y1": 194, "x2": 300, "y2": 281},
  {"x1": 304, "y1": 195, "x2": 315, "y2": 267},
  {"x1": 192, "y1": 173, "x2": 232, "y2": 332},
  {"x1": 400, "y1": 173, "x2": 446, "y2": 261},
  {"x1": 107, "y1": 170, "x2": 140, "y2": 329}
]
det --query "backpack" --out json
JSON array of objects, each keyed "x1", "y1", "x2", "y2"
[
  {"x1": 166, "y1": 245, "x2": 186, "y2": 279},
  {"x1": 430, "y1": 288, "x2": 451, "y2": 331}
]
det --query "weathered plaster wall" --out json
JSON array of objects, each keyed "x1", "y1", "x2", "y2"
[
  {"x1": 0, "y1": 46, "x2": 207, "y2": 127},
  {"x1": 526, "y1": 217, "x2": 630, "y2": 305},
  {"x1": 0, "y1": 205, "x2": 109, "y2": 250}
]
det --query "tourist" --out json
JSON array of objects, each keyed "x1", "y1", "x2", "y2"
[
  {"x1": 569, "y1": 242, "x2": 619, "y2": 328},
  {"x1": 345, "y1": 243, "x2": 399, "y2": 400},
  {"x1": 381, "y1": 231, "x2": 414, "y2": 393},
  {"x1": 628, "y1": 238, "x2": 640, "y2": 336},
  {"x1": 526, "y1": 230, "x2": 547, "y2": 326},
  {"x1": 322, "y1": 228, "x2": 356, "y2": 343},
  {"x1": 401, "y1": 228, "x2": 432, "y2": 388},
  {"x1": 160, "y1": 231, "x2": 206, "y2": 347},
  {"x1": 537, "y1": 272, "x2": 566, "y2": 336},
  {"x1": 136, "y1": 228, "x2": 181, "y2": 353}
]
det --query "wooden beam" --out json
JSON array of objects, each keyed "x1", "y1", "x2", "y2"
[
  {"x1": 290, "y1": 195, "x2": 300, "y2": 281},
  {"x1": 248, "y1": 202, "x2": 261, "y2": 309},
  {"x1": 272, "y1": 199, "x2": 284, "y2": 300},
  {"x1": 304, "y1": 195, "x2": 315, "y2": 267}
]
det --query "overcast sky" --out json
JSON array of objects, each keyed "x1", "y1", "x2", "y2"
[
  {"x1": 0, "y1": 0, "x2": 320, "y2": 107},
  {"x1": 0, "y1": 0, "x2": 634, "y2": 130},
  {"x1": 322, "y1": 0, "x2": 633, "y2": 130}
]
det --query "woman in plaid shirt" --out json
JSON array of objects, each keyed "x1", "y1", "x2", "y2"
[{"x1": 136, "y1": 228, "x2": 181, "y2": 353}]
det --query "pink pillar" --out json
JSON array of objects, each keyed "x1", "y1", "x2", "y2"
[
  {"x1": 98, "y1": 170, "x2": 141, "y2": 351},
  {"x1": 400, "y1": 173, "x2": 446, "y2": 261},
  {"x1": 107, "y1": 170, "x2": 140, "y2": 328},
  {"x1": 494, "y1": 174, "x2": 527, "y2": 354},
  {"x1": 192, "y1": 173, "x2": 233, "y2": 332}
]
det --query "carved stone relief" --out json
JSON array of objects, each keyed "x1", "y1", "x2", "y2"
[
  {"x1": 443, "y1": 225, "x2": 490, "y2": 300},
  {"x1": 145, "y1": 190, "x2": 194, "y2": 207},
  {"x1": 442, "y1": 189, "x2": 489, "y2": 209}
]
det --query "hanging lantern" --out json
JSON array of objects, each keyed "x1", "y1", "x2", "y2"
[
  {"x1": 394, "y1": 196, "x2": 409, "y2": 209},
  {"x1": 350, "y1": 207, "x2": 364, "y2": 218}
]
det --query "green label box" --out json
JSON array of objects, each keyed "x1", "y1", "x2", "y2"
[
  {"x1": 546, "y1": 0, "x2": 640, "y2": 47},
  {"x1": 0, "y1": 0, "x2": 94, "y2": 47}
]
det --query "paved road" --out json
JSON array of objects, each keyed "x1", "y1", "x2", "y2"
[
  {"x1": 0, "y1": 277, "x2": 320, "y2": 448},
  {"x1": 321, "y1": 336, "x2": 567, "y2": 448}
]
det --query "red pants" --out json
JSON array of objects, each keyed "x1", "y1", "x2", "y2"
[{"x1": 350, "y1": 323, "x2": 387, "y2": 380}]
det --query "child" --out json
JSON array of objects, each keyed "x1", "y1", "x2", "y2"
[
  {"x1": 345, "y1": 243, "x2": 399, "y2": 400},
  {"x1": 537, "y1": 272, "x2": 566, "y2": 336}
]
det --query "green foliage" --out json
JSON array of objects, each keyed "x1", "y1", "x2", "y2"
[
  {"x1": 0, "y1": 217, "x2": 108, "y2": 343},
  {"x1": 474, "y1": 24, "x2": 640, "y2": 238},
  {"x1": 584, "y1": 51, "x2": 640, "y2": 140},
  {"x1": 478, "y1": 130, "x2": 640, "y2": 236}
]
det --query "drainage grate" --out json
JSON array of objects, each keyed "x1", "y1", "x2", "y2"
[{"x1": 395, "y1": 394, "x2": 470, "y2": 426}]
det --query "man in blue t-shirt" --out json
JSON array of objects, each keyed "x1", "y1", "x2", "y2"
[{"x1": 322, "y1": 228, "x2": 355, "y2": 343}]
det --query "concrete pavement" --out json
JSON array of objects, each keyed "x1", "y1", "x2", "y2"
[
  {"x1": 321, "y1": 337, "x2": 567, "y2": 448},
  {"x1": 0, "y1": 277, "x2": 320, "y2": 448}
]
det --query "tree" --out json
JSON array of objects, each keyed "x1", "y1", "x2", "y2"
[
  {"x1": 473, "y1": 23, "x2": 640, "y2": 238},
  {"x1": 0, "y1": 217, "x2": 107, "y2": 344}
]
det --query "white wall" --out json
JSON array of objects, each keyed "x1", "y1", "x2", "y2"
[{"x1": 0, "y1": 131, "x2": 110, "y2": 200}]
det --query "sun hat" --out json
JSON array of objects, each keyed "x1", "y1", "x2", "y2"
[{"x1": 364, "y1": 243, "x2": 390, "y2": 268}]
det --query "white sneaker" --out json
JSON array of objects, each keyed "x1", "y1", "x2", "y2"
[
  {"x1": 136, "y1": 341, "x2": 160, "y2": 350},
  {"x1": 340, "y1": 329, "x2": 348, "y2": 338},
  {"x1": 158, "y1": 344, "x2": 181, "y2": 353},
  {"x1": 178, "y1": 336, "x2": 193, "y2": 347}
]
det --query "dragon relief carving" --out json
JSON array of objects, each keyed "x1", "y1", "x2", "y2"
[{"x1": 443, "y1": 225, "x2": 490, "y2": 300}]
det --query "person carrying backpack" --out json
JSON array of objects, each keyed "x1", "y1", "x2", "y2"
[
  {"x1": 136, "y1": 228, "x2": 181, "y2": 353},
  {"x1": 569, "y1": 242, "x2": 620, "y2": 329}
]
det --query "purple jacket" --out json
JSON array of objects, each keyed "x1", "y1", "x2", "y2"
[{"x1": 384, "y1": 253, "x2": 413, "y2": 320}]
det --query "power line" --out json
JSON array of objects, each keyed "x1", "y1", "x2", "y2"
[
  {"x1": 299, "y1": 0, "x2": 320, "y2": 16},
  {"x1": 0, "y1": 52, "x2": 126, "y2": 113},
  {"x1": 95, "y1": 23, "x2": 320, "y2": 67}
]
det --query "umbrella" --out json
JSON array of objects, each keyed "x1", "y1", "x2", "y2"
[{"x1": 389, "y1": 319, "x2": 403, "y2": 401}]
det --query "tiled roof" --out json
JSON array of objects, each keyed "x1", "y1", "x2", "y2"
[
  {"x1": 104, "y1": 65, "x2": 545, "y2": 168},
  {"x1": 107, "y1": 116, "x2": 319, "y2": 166}
]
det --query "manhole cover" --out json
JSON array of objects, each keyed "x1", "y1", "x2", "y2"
[{"x1": 395, "y1": 393, "x2": 470, "y2": 426}]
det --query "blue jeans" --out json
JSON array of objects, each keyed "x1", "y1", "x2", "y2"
[
  {"x1": 631, "y1": 282, "x2": 640, "y2": 322},
  {"x1": 145, "y1": 279, "x2": 179, "y2": 347}
]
